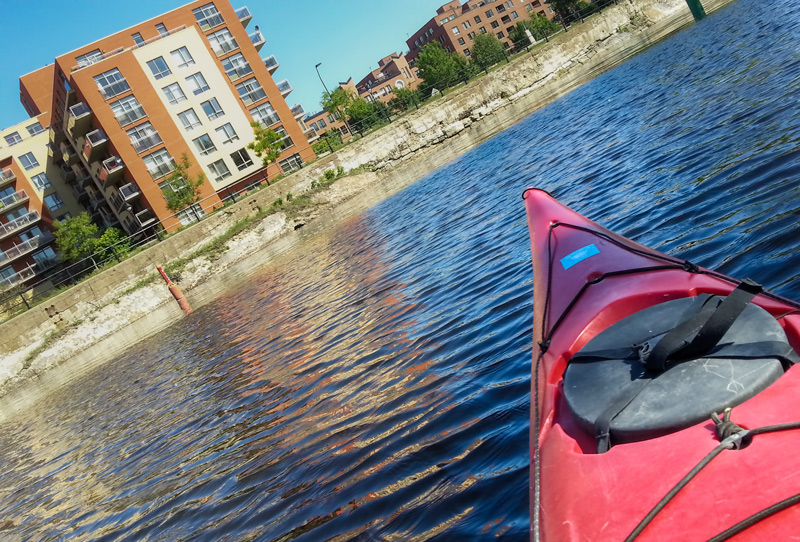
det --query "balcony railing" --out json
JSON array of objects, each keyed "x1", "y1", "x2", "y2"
[
  {"x1": 131, "y1": 132, "x2": 163, "y2": 153},
  {"x1": 263, "y1": 55, "x2": 279, "y2": 73},
  {"x1": 99, "y1": 156, "x2": 125, "y2": 185},
  {"x1": 2, "y1": 233, "x2": 54, "y2": 263},
  {"x1": 83, "y1": 129, "x2": 108, "y2": 161},
  {"x1": 0, "y1": 169, "x2": 15, "y2": 187},
  {"x1": 0, "y1": 266, "x2": 36, "y2": 288},
  {"x1": 148, "y1": 159, "x2": 177, "y2": 180},
  {"x1": 236, "y1": 6, "x2": 252, "y2": 26},
  {"x1": 227, "y1": 64, "x2": 253, "y2": 82},
  {"x1": 0, "y1": 190, "x2": 29, "y2": 211},
  {"x1": 249, "y1": 30, "x2": 265, "y2": 50},
  {"x1": 0, "y1": 211, "x2": 40, "y2": 240},
  {"x1": 72, "y1": 183, "x2": 88, "y2": 203},
  {"x1": 68, "y1": 101, "x2": 92, "y2": 136},
  {"x1": 109, "y1": 191, "x2": 127, "y2": 214},
  {"x1": 212, "y1": 38, "x2": 239, "y2": 57},
  {"x1": 135, "y1": 209, "x2": 157, "y2": 227},
  {"x1": 196, "y1": 12, "x2": 224, "y2": 30},
  {"x1": 119, "y1": 182, "x2": 141, "y2": 201},
  {"x1": 60, "y1": 163, "x2": 76, "y2": 182},
  {"x1": 116, "y1": 105, "x2": 146, "y2": 127},
  {"x1": 291, "y1": 104, "x2": 305, "y2": 118},
  {"x1": 276, "y1": 79, "x2": 293, "y2": 97},
  {"x1": 240, "y1": 88, "x2": 267, "y2": 105},
  {"x1": 304, "y1": 128, "x2": 319, "y2": 143},
  {"x1": 71, "y1": 26, "x2": 187, "y2": 72},
  {"x1": 69, "y1": 102, "x2": 90, "y2": 119}
]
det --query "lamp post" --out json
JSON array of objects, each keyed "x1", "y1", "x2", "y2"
[{"x1": 314, "y1": 62, "x2": 351, "y2": 137}]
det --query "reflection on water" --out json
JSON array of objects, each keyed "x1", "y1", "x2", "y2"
[{"x1": 1, "y1": 1, "x2": 799, "y2": 540}]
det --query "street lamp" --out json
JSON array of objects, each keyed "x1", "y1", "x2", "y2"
[{"x1": 314, "y1": 62, "x2": 351, "y2": 137}]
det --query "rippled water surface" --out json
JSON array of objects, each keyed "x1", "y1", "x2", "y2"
[{"x1": 2, "y1": 1, "x2": 800, "y2": 540}]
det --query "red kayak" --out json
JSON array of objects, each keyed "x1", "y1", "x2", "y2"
[{"x1": 523, "y1": 188, "x2": 800, "y2": 541}]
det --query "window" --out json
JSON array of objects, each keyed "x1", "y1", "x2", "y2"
[
  {"x1": 44, "y1": 193, "x2": 64, "y2": 212},
  {"x1": 171, "y1": 47, "x2": 195, "y2": 68},
  {"x1": 19, "y1": 152, "x2": 39, "y2": 170},
  {"x1": 32, "y1": 247, "x2": 58, "y2": 268},
  {"x1": 496, "y1": 31, "x2": 505, "y2": 38},
  {"x1": 465, "y1": 48, "x2": 472, "y2": 57},
  {"x1": 479, "y1": 26, "x2": 486, "y2": 33},
  {"x1": 474, "y1": 15, "x2": 482, "y2": 23},
  {"x1": 147, "y1": 56, "x2": 171, "y2": 79},
  {"x1": 215, "y1": 123, "x2": 238, "y2": 144},
  {"x1": 127, "y1": 122, "x2": 162, "y2": 153},
  {"x1": 250, "y1": 102, "x2": 279, "y2": 127},
  {"x1": 4, "y1": 132, "x2": 21, "y2": 146},
  {"x1": 143, "y1": 149, "x2": 175, "y2": 179},
  {"x1": 463, "y1": 20, "x2": 472, "y2": 29},
  {"x1": 469, "y1": 31, "x2": 476, "y2": 39},
  {"x1": 76, "y1": 49, "x2": 103, "y2": 67},
  {"x1": 497, "y1": 4, "x2": 506, "y2": 12},
  {"x1": 94, "y1": 68, "x2": 130, "y2": 99},
  {"x1": 274, "y1": 127, "x2": 293, "y2": 150},
  {"x1": 486, "y1": 9, "x2": 494, "y2": 17},
  {"x1": 178, "y1": 108, "x2": 202, "y2": 130},
  {"x1": 279, "y1": 153, "x2": 303, "y2": 174},
  {"x1": 193, "y1": 3, "x2": 224, "y2": 29},
  {"x1": 235, "y1": 78, "x2": 266, "y2": 104},
  {"x1": 491, "y1": 20, "x2": 500, "y2": 28},
  {"x1": 208, "y1": 29, "x2": 238, "y2": 56},
  {"x1": 110, "y1": 95, "x2": 146, "y2": 126},
  {"x1": 132, "y1": 32, "x2": 145, "y2": 46},
  {"x1": 512, "y1": 10, "x2": 519, "y2": 19},
  {"x1": 26, "y1": 122, "x2": 43, "y2": 136},
  {"x1": 193, "y1": 134, "x2": 217, "y2": 156},
  {"x1": 317, "y1": 118, "x2": 327, "y2": 128},
  {"x1": 505, "y1": 0, "x2": 514, "y2": 6},
  {"x1": 458, "y1": 37, "x2": 466, "y2": 45},
  {"x1": 156, "y1": 23, "x2": 168, "y2": 36},
  {"x1": 309, "y1": 122, "x2": 318, "y2": 131},
  {"x1": 230, "y1": 149, "x2": 253, "y2": 170},
  {"x1": 327, "y1": 114, "x2": 335, "y2": 123},
  {"x1": 19, "y1": 226, "x2": 44, "y2": 242},
  {"x1": 201, "y1": 98, "x2": 224, "y2": 120},
  {"x1": 222, "y1": 53, "x2": 252, "y2": 80},
  {"x1": 185, "y1": 72, "x2": 210, "y2": 95},
  {"x1": 162, "y1": 82, "x2": 187, "y2": 105},
  {"x1": 452, "y1": 26, "x2": 460, "y2": 35},
  {"x1": 526, "y1": 4, "x2": 533, "y2": 10},
  {"x1": 31, "y1": 173, "x2": 51, "y2": 190},
  {"x1": 396, "y1": 79, "x2": 405, "y2": 89},
  {"x1": 208, "y1": 159, "x2": 231, "y2": 181}
]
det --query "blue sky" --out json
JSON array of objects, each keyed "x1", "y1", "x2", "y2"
[{"x1": 0, "y1": 0, "x2": 448, "y2": 130}]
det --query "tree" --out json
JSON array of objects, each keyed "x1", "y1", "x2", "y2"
[
  {"x1": 472, "y1": 33, "x2": 506, "y2": 69},
  {"x1": 321, "y1": 88, "x2": 355, "y2": 133},
  {"x1": 416, "y1": 42, "x2": 464, "y2": 94},
  {"x1": 389, "y1": 87, "x2": 422, "y2": 112},
  {"x1": 509, "y1": 17, "x2": 561, "y2": 49},
  {"x1": 346, "y1": 98, "x2": 389, "y2": 133},
  {"x1": 547, "y1": 0, "x2": 580, "y2": 23},
  {"x1": 247, "y1": 121, "x2": 283, "y2": 176},
  {"x1": 163, "y1": 153, "x2": 206, "y2": 214},
  {"x1": 53, "y1": 212, "x2": 99, "y2": 263},
  {"x1": 95, "y1": 227, "x2": 130, "y2": 261}
]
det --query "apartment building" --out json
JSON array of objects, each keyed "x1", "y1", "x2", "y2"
[
  {"x1": 406, "y1": 0, "x2": 555, "y2": 62},
  {"x1": 305, "y1": 53, "x2": 420, "y2": 141},
  {"x1": 0, "y1": 116, "x2": 86, "y2": 290},
  {"x1": 19, "y1": 0, "x2": 315, "y2": 234}
]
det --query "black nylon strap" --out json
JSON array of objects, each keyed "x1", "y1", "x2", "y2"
[
  {"x1": 595, "y1": 376, "x2": 651, "y2": 453},
  {"x1": 642, "y1": 298, "x2": 719, "y2": 373}
]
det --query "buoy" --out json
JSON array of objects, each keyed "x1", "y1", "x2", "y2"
[{"x1": 157, "y1": 266, "x2": 193, "y2": 315}]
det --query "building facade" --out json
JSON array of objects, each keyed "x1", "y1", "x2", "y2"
[
  {"x1": 406, "y1": 0, "x2": 555, "y2": 63},
  {"x1": 19, "y1": 0, "x2": 314, "y2": 234}
]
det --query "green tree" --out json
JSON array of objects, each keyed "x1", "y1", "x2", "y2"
[
  {"x1": 53, "y1": 212, "x2": 99, "y2": 263},
  {"x1": 389, "y1": 87, "x2": 421, "y2": 112},
  {"x1": 95, "y1": 226, "x2": 130, "y2": 261},
  {"x1": 312, "y1": 130, "x2": 343, "y2": 154},
  {"x1": 321, "y1": 88, "x2": 355, "y2": 133},
  {"x1": 247, "y1": 121, "x2": 283, "y2": 176},
  {"x1": 509, "y1": 16, "x2": 562, "y2": 49},
  {"x1": 416, "y1": 42, "x2": 464, "y2": 94},
  {"x1": 346, "y1": 98, "x2": 390, "y2": 133},
  {"x1": 548, "y1": 0, "x2": 580, "y2": 23},
  {"x1": 163, "y1": 153, "x2": 206, "y2": 214},
  {"x1": 472, "y1": 33, "x2": 506, "y2": 69}
]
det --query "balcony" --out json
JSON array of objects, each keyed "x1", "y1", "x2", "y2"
[
  {"x1": 109, "y1": 191, "x2": 128, "y2": 214},
  {"x1": 263, "y1": 55, "x2": 279, "y2": 74},
  {"x1": 235, "y1": 6, "x2": 252, "y2": 27},
  {"x1": 49, "y1": 125, "x2": 66, "y2": 147},
  {"x1": 60, "y1": 163, "x2": 76, "y2": 183},
  {"x1": 131, "y1": 132, "x2": 163, "y2": 154},
  {"x1": 0, "y1": 190, "x2": 30, "y2": 213},
  {"x1": 148, "y1": 158, "x2": 177, "y2": 180},
  {"x1": 82, "y1": 129, "x2": 108, "y2": 162},
  {"x1": 115, "y1": 105, "x2": 146, "y2": 127},
  {"x1": 1, "y1": 232, "x2": 55, "y2": 265},
  {"x1": 0, "y1": 211, "x2": 40, "y2": 241},
  {"x1": 98, "y1": 205, "x2": 119, "y2": 228},
  {"x1": 67, "y1": 102, "x2": 92, "y2": 138},
  {"x1": 227, "y1": 63, "x2": 253, "y2": 82},
  {"x1": 249, "y1": 30, "x2": 265, "y2": 51},
  {"x1": 240, "y1": 87, "x2": 267, "y2": 106},
  {"x1": 135, "y1": 209, "x2": 157, "y2": 228},
  {"x1": 60, "y1": 141, "x2": 78, "y2": 165},
  {"x1": 86, "y1": 187, "x2": 104, "y2": 211},
  {"x1": 72, "y1": 183, "x2": 89, "y2": 204},
  {"x1": 304, "y1": 128, "x2": 319, "y2": 143},
  {"x1": 99, "y1": 156, "x2": 125, "y2": 186},
  {"x1": 119, "y1": 182, "x2": 141, "y2": 202},
  {"x1": 291, "y1": 104, "x2": 305, "y2": 119},
  {"x1": 0, "y1": 266, "x2": 36, "y2": 288},
  {"x1": 0, "y1": 169, "x2": 15, "y2": 188},
  {"x1": 212, "y1": 38, "x2": 239, "y2": 57},
  {"x1": 276, "y1": 79, "x2": 293, "y2": 97}
]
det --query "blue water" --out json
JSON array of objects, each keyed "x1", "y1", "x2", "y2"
[{"x1": 1, "y1": 1, "x2": 799, "y2": 540}]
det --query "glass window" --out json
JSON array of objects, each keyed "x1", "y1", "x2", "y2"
[
  {"x1": 185, "y1": 72, "x2": 210, "y2": 95},
  {"x1": 147, "y1": 56, "x2": 171, "y2": 80},
  {"x1": 222, "y1": 53, "x2": 252, "y2": 80},
  {"x1": 207, "y1": 159, "x2": 231, "y2": 181},
  {"x1": 208, "y1": 29, "x2": 238, "y2": 55},
  {"x1": 26, "y1": 122, "x2": 43, "y2": 136},
  {"x1": 274, "y1": 127, "x2": 293, "y2": 151},
  {"x1": 317, "y1": 118, "x2": 327, "y2": 128},
  {"x1": 250, "y1": 102, "x2": 279, "y2": 127},
  {"x1": 32, "y1": 247, "x2": 58, "y2": 268},
  {"x1": 215, "y1": 123, "x2": 238, "y2": 144},
  {"x1": 193, "y1": 134, "x2": 217, "y2": 156},
  {"x1": 4, "y1": 132, "x2": 21, "y2": 146},
  {"x1": 474, "y1": 15, "x2": 482, "y2": 23},
  {"x1": 230, "y1": 149, "x2": 253, "y2": 170},
  {"x1": 19, "y1": 226, "x2": 44, "y2": 242},
  {"x1": 143, "y1": 149, "x2": 175, "y2": 179},
  {"x1": 235, "y1": 78, "x2": 266, "y2": 104},
  {"x1": 452, "y1": 26, "x2": 460, "y2": 35},
  {"x1": 171, "y1": 47, "x2": 195, "y2": 68},
  {"x1": 485, "y1": 9, "x2": 494, "y2": 17},
  {"x1": 512, "y1": 10, "x2": 519, "y2": 18},
  {"x1": 465, "y1": 48, "x2": 472, "y2": 57},
  {"x1": 458, "y1": 37, "x2": 466, "y2": 45},
  {"x1": 279, "y1": 153, "x2": 303, "y2": 173},
  {"x1": 19, "y1": 152, "x2": 39, "y2": 170},
  {"x1": 496, "y1": 31, "x2": 505, "y2": 38},
  {"x1": 44, "y1": 193, "x2": 64, "y2": 211},
  {"x1": 193, "y1": 3, "x2": 224, "y2": 29},
  {"x1": 156, "y1": 23, "x2": 169, "y2": 36},
  {"x1": 327, "y1": 114, "x2": 335, "y2": 123},
  {"x1": 178, "y1": 108, "x2": 202, "y2": 130},
  {"x1": 162, "y1": 82, "x2": 187, "y2": 105},
  {"x1": 127, "y1": 122, "x2": 162, "y2": 153},
  {"x1": 496, "y1": 4, "x2": 506, "y2": 12},
  {"x1": 132, "y1": 32, "x2": 145, "y2": 46},
  {"x1": 76, "y1": 49, "x2": 103, "y2": 68},
  {"x1": 491, "y1": 20, "x2": 500, "y2": 28},
  {"x1": 201, "y1": 98, "x2": 224, "y2": 120},
  {"x1": 110, "y1": 95, "x2": 146, "y2": 126},
  {"x1": 463, "y1": 20, "x2": 471, "y2": 29},
  {"x1": 310, "y1": 122, "x2": 318, "y2": 131},
  {"x1": 31, "y1": 173, "x2": 51, "y2": 190},
  {"x1": 94, "y1": 68, "x2": 130, "y2": 99}
]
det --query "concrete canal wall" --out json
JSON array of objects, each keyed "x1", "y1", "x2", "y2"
[{"x1": 0, "y1": 0, "x2": 737, "y2": 413}]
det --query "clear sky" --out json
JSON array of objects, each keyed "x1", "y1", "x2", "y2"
[{"x1": 0, "y1": 0, "x2": 450, "y2": 130}]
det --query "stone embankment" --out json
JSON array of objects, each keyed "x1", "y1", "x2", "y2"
[{"x1": 0, "y1": 0, "x2": 735, "y2": 414}]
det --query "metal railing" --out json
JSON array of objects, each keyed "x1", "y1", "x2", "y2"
[
  {"x1": 212, "y1": 39, "x2": 238, "y2": 56},
  {"x1": 240, "y1": 88, "x2": 267, "y2": 105},
  {"x1": 86, "y1": 129, "x2": 108, "y2": 146},
  {"x1": 119, "y1": 183, "x2": 140, "y2": 200},
  {"x1": 0, "y1": 190, "x2": 28, "y2": 209},
  {"x1": 71, "y1": 26, "x2": 188, "y2": 72},
  {"x1": 2, "y1": 233, "x2": 53, "y2": 262},
  {"x1": 263, "y1": 55, "x2": 279, "y2": 71},
  {"x1": 196, "y1": 13, "x2": 224, "y2": 30},
  {"x1": 98, "y1": 80, "x2": 130, "y2": 99},
  {"x1": 249, "y1": 30, "x2": 265, "y2": 47},
  {"x1": 0, "y1": 266, "x2": 36, "y2": 288},
  {"x1": 235, "y1": 6, "x2": 252, "y2": 21},
  {"x1": 69, "y1": 102, "x2": 91, "y2": 118},
  {"x1": 0, "y1": 169, "x2": 15, "y2": 185},
  {"x1": 131, "y1": 133, "x2": 163, "y2": 153},
  {"x1": 148, "y1": 159, "x2": 177, "y2": 180},
  {"x1": 227, "y1": 64, "x2": 253, "y2": 81},
  {"x1": 276, "y1": 80, "x2": 293, "y2": 95},
  {"x1": 0, "y1": 211, "x2": 40, "y2": 239}
]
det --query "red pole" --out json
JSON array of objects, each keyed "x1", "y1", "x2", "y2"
[{"x1": 157, "y1": 266, "x2": 193, "y2": 315}]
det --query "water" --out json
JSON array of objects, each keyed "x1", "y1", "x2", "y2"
[{"x1": 2, "y1": 1, "x2": 800, "y2": 540}]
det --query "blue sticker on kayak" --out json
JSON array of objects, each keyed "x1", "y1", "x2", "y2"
[{"x1": 561, "y1": 244, "x2": 599, "y2": 270}]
